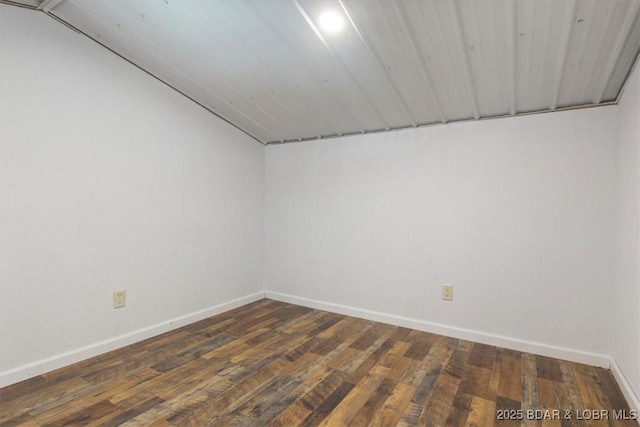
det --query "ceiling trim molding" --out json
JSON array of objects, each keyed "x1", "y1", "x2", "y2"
[
  {"x1": 593, "y1": 0, "x2": 640, "y2": 104},
  {"x1": 40, "y1": 10, "x2": 267, "y2": 146},
  {"x1": 266, "y1": 100, "x2": 617, "y2": 146},
  {"x1": 37, "y1": 0, "x2": 63, "y2": 12}
]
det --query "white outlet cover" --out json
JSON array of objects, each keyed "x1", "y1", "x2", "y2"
[
  {"x1": 442, "y1": 285, "x2": 453, "y2": 301},
  {"x1": 113, "y1": 290, "x2": 126, "y2": 309}
]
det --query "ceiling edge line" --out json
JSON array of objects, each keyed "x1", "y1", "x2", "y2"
[
  {"x1": 0, "y1": 0, "x2": 37, "y2": 10},
  {"x1": 593, "y1": 0, "x2": 640, "y2": 105},
  {"x1": 264, "y1": 101, "x2": 617, "y2": 146},
  {"x1": 40, "y1": 10, "x2": 267, "y2": 147},
  {"x1": 37, "y1": 0, "x2": 63, "y2": 12},
  {"x1": 614, "y1": 48, "x2": 640, "y2": 105}
]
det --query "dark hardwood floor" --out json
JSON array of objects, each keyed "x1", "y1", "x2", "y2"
[{"x1": 0, "y1": 299, "x2": 636, "y2": 426}]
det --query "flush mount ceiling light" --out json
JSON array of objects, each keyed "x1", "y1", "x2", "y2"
[{"x1": 318, "y1": 10, "x2": 345, "y2": 33}]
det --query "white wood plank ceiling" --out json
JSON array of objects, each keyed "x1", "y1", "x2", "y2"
[{"x1": 8, "y1": 0, "x2": 640, "y2": 145}]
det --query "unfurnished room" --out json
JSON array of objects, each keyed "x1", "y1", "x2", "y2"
[{"x1": 0, "y1": 0, "x2": 639, "y2": 425}]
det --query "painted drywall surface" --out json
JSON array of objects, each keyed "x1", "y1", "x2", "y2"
[
  {"x1": 266, "y1": 107, "x2": 617, "y2": 357},
  {"x1": 0, "y1": 6, "x2": 264, "y2": 374},
  {"x1": 614, "y1": 62, "x2": 640, "y2": 400}
]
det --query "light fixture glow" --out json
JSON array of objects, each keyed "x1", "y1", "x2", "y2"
[{"x1": 318, "y1": 10, "x2": 345, "y2": 33}]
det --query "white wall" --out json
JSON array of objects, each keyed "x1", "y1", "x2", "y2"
[
  {"x1": 266, "y1": 107, "x2": 617, "y2": 362},
  {"x1": 0, "y1": 6, "x2": 264, "y2": 385},
  {"x1": 613, "y1": 62, "x2": 640, "y2": 403},
  {"x1": 1, "y1": 1, "x2": 636, "y2": 402}
]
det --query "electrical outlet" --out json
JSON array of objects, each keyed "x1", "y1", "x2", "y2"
[
  {"x1": 113, "y1": 290, "x2": 126, "y2": 309},
  {"x1": 442, "y1": 285, "x2": 453, "y2": 301}
]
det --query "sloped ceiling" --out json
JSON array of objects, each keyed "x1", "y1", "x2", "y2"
[{"x1": 6, "y1": 0, "x2": 640, "y2": 144}]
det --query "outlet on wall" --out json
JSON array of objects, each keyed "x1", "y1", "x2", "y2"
[
  {"x1": 113, "y1": 290, "x2": 126, "y2": 309},
  {"x1": 442, "y1": 284, "x2": 453, "y2": 301}
]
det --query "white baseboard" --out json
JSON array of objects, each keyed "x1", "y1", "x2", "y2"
[
  {"x1": 264, "y1": 291, "x2": 611, "y2": 368},
  {"x1": 610, "y1": 358, "x2": 640, "y2": 413},
  {"x1": 0, "y1": 291, "x2": 265, "y2": 388},
  {"x1": 5, "y1": 289, "x2": 637, "y2": 416}
]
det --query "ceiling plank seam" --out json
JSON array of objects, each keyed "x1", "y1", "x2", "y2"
[
  {"x1": 393, "y1": 0, "x2": 447, "y2": 124},
  {"x1": 505, "y1": 0, "x2": 518, "y2": 115},
  {"x1": 198, "y1": 82, "x2": 283, "y2": 143},
  {"x1": 582, "y1": 0, "x2": 616, "y2": 104},
  {"x1": 203, "y1": 70, "x2": 294, "y2": 143},
  {"x1": 450, "y1": 0, "x2": 480, "y2": 120},
  {"x1": 250, "y1": 1, "x2": 366, "y2": 135},
  {"x1": 339, "y1": 0, "x2": 417, "y2": 127},
  {"x1": 198, "y1": 4, "x2": 318, "y2": 142},
  {"x1": 550, "y1": 0, "x2": 578, "y2": 111},
  {"x1": 30, "y1": 0, "x2": 640, "y2": 144},
  {"x1": 245, "y1": 1, "x2": 354, "y2": 139},
  {"x1": 564, "y1": 2, "x2": 597, "y2": 104},
  {"x1": 293, "y1": 0, "x2": 391, "y2": 131}
]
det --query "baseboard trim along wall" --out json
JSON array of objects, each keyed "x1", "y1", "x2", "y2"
[
  {"x1": 610, "y1": 358, "x2": 640, "y2": 413},
  {"x1": 4, "y1": 290, "x2": 637, "y2": 415},
  {"x1": 265, "y1": 287, "x2": 640, "y2": 410},
  {"x1": 0, "y1": 291, "x2": 266, "y2": 388},
  {"x1": 264, "y1": 291, "x2": 640, "y2": 408},
  {"x1": 265, "y1": 291, "x2": 611, "y2": 368}
]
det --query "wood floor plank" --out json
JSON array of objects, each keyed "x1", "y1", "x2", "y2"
[
  {"x1": 33, "y1": 368, "x2": 158, "y2": 424},
  {"x1": 536, "y1": 355, "x2": 563, "y2": 382},
  {"x1": 269, "y1": 401, "x2": 311, "y2": 427},
  {"x1": 226, "y1": 374, "x2": 302, "y2": 425},
  {"x1": 494, "y1": 395, "x2": 520, "y2": 427},
  {"x1": 560, "y1": 360, "x2": 587, "y2": 415},
  {"x1": 538, "y1": 377, "x2": 559, "y2": 411},
  {"x1": 469, "y1": 343, "x2": 497, "y2": 370},
  {"x1": 1, "y1": 299, "x2": 635, "y2": 427},
  {"x1": 318, "y1": 371, "x2": 387, "y2": 425},
  {"x1": 43, "y1": 399, "x2": 119, "y2": 426},
  {"x1": 114, "y1": 358, "x2": 226, "y2": 410},
  {"x1": 297, "y1": 369, "x2": 349, "y2": 413},
  {"x1": 447, "y1": 392, "x2": 473, "y2": 427},
  {"x1": 0, "y1": 412, "x2": 41, "y2": 427},
  {"x1": 418, "y1": 371, "x2": 461, "y2": 426},
  {"x1": 465, "y1": 396, "x2": 497, "y2": 427},
  {"x1": 498, "y1": 349, "x2": 522, "y2": 403},
  {"x1": 459, "y1": 365, "x2": 494, "y2": 401},
  {"x1": 0, "y1": 375, "x2": 91, "y2": 424},
  {"x1": 537, "y1": 378, "x2": 562, "y2": 427},
  {"x1": 397, "y1": 343, "x2": 454, "y2": 426},
  {"x1": 522, "y1": 354, "x2": 542, "y2": 427},
  {"x1": 349, "y1": 377, "x2": 396, "y2": 426},
  {"x1": 370, "y1": 381, "x2": 416, "y2": 426},
  {"x1": 404, "y1": 330, "x2": 438, "y2": 360},
  {"x1": 299, "y1": 381, "x2": 354, "y2": 426},
  {"x1": 572, "y1": 364, "x2": 611, "y2": 427}
]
